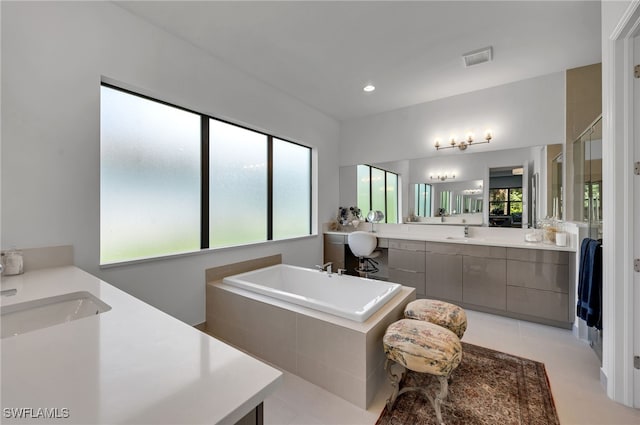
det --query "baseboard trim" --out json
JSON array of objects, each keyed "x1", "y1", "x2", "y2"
[{"x1": 599, "y1": 367, "x2": 607, "y2": 392}]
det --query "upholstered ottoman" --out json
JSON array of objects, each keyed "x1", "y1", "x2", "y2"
[
  {"x1": 383, "y1": 319, "x2": 462, "y2": 425},
  {"x1": 404, "y1": 299, "x2": 467, "y2": 339}
]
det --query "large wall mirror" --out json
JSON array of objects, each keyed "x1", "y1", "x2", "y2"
[
  {"x1": 411, "y1": 179, "x2": 484, "y2": 222},
  {"x1": 339, "y1": 144, "x2": 563, "y2": 227}
]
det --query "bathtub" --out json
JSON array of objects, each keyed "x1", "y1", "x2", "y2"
[{"x1": 222, "y1": 264, "x2": 402, "y2": 322}]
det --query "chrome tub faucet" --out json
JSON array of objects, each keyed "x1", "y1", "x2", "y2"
[{"x1": 315, "y1": 262, "x2": 333, "y2": 274}]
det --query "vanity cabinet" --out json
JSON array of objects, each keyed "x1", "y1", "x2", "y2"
[
  {"x1": 461, "y1": 245, "x2": 507, "y2": 310},
  {"x1": 323, "y1": 232, "x2": 574, "y2": 328},
  {"x1": 423, "y1": 242, "x2": 506, "y2": 309},
  {"x1": 323, "y1": 234, "x2": 346, "y2": 270},
  {"x1": 388, "y1": 240, "x2": 426, "y2": 296},
  {"x1": 424, "y1": 242, "x2": 463, "y2": 302},
  {"x1": 506, "y1": 248, "x2": 571, "y2": 323}
]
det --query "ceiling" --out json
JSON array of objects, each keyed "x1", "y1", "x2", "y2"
[{"x1": 116, "y1": 1, "x2": 602, "y2": 121}]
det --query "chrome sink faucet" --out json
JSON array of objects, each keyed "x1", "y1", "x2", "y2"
[{"x1": 315, "y1": 262, "x2": 333, "y2": 274}]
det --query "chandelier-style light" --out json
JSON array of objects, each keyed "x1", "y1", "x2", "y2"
[{"x1": 435, "y1": 130, "x2": 492, "y2": 151}]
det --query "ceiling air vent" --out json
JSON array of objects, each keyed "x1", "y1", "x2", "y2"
[{"x1": 462, "y1": 46, "x2": 493, "y2": 67}]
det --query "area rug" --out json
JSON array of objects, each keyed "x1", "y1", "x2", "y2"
[{"x1": 376, "y1": 342, "x2": 559, "y2": 425}]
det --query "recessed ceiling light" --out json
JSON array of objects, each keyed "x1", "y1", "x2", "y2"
[{"x1": 363, "y1": 85, "x2": 375, "y2": 92}]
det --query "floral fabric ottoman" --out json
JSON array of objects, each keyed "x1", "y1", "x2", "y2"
[
  {"x1": 404, "y1": 299, "x2": 467, "y2": 339},
  {"x1": 383, "y1": 318, "x2": 462, "y2": 376},
  {"x1": 382, "y1": 319, "x2": 462, "y2": 424}
]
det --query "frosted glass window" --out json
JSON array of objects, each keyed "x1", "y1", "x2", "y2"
[
  {"x1": 100, "y1": 86, "x2": 201, "y2": 264},
  {"x1": 209, "y1": 119, "x2": 267, "y2": 248},
  {"x1": 386, "y1": 173, "x2": 398, "y2": 223},
  {"x1": 371, "y1": 168, "x2": 386, "y2": 216},
  {"x1": 101, "y1": 84, "x2": 314, "y2": 261},
  {"x1": 357, "y1": 165, "x2": 371, "y2": 215},
  {"x1": 273, "y1": 139, "x2": 311, "y2": 239}
]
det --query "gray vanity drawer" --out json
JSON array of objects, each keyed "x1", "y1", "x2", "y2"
[
  {"x1": 507, "y1": 260, "x2": 570, "y2": 293},
  {"x1": 424, "y1": 242, "x2": 463, "y2": 255},
  {"x1": 324, "y1": 234, "x2": 346, "y2": 244},
  {"x1": 507, "y1": 286, "x2": 569, "y2": 322},
  {"x1": 388, "y1": 239, "x2": 426, "y2": 251},
  {"x1": 377, "y1": 238, "x2": 389, "y2": 248},
  {"x1": 460, "y1": 244, "x2": 506, "y2": 259},
  {"x1": 507, "y1": 248, "x2": 569, "y2": 264},
  {"x1": 389, "y1": 268, "x2": 426, "y2": 296},
  {"x1": 424, "y1": 242, "x2": 506, "y2": 258},
  {"x1": 388, "y1": 248, "x2": 426, "y2": 272}
]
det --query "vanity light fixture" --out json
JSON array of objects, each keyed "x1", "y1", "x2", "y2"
[
  {"x1": 430, "y1": 173, "x2": 455, "y2": 181},
  {"x1": 463, "y1": 188, "x2": 483, "y2": 194},
  {"x1": 435, "y1": 130, "x2": 492, "y2": 151}
]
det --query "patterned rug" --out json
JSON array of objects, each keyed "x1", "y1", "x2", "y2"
[{"x1": 376, "y1": 342, "x2": 560, "y2": 425}]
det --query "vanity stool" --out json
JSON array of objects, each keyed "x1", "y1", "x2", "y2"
[
  {"x1": 383, "y1": 319, "x2": 462, "y2": 425},
  {"x1": 404, "y1": 299, "x2": 467, "y2": 339},
  {"x1": 347, "y1": 231, "x2": 381, "y2": 278}
]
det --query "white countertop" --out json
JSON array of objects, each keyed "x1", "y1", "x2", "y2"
[
  {"x1": 325, "y1": 224, "x2": 576, "y2": 252},
  {"x1": 0, "y1": 266, "x2": 282, "y2": 424}
]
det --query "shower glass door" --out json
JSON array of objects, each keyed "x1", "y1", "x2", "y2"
[{"x1": 572, "y1": 115, "x2": 602, "y2": 240}]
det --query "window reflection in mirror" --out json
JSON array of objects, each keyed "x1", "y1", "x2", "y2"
[
  {"x1": 414, "y1": 183, "x2": 432, "y2": 217},
  {"x1": 488, "y1": 167, "x2": 523, "y2": 227},
  {"x1": 411, "y1": 179, "x2": 483, "y2": 219},
  {"x1": 357, "y1": 164, "x2": 400, "y2": 223}
]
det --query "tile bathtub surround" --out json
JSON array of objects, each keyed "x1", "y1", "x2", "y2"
[
  {"x1": 205, "y1": 273, "x2": 416, "y2": 409},
  {"x1": 204, "y1": 254, "x2": 282, "y2": 283}
]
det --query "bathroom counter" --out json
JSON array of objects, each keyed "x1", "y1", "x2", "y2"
[
  {"x1": 1, "y1": 266, "x2": 282, "y2": 424},
  {"x1": 325, "y1": 226, "x2": 576, "y2": 252},
  {"x1": 325, "y1": 226, "x2": 577, "y2": 329}
]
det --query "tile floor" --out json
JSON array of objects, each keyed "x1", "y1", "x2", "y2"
[{"x1": 261, "y1": 310, "x2": 640, "y2": 425}]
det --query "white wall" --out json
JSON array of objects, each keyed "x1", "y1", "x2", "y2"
[
  {"x1": 1, "y1": 2, "x2": 340, "y2": 325},
  {"x1": 340, "y1": 72, "x2": 565, "y2": 167},
  {"x1": 408, "y1": 146, "x2": 539, "y2": 183}
]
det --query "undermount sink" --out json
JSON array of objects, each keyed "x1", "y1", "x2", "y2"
[{"x1": 1, "y1": 291, "x2": 111, "y2": 338}]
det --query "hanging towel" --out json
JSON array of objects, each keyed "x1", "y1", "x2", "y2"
[{"x1": 577, "y1": 238, "x2": 602, "y2": 330}]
